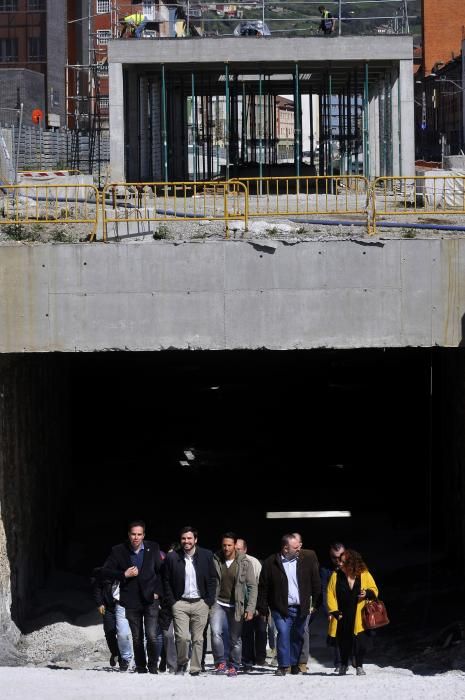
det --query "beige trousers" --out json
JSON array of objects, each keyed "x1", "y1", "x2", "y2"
[{"x1": 172, "y1": 599, "x2": 209, "y2": 672}]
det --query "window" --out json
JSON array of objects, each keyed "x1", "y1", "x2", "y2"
[
  {"x1": 28, "y1": 0, "x2": 45, "y2": 10},
  {"x1": 0, "y1": 0, "x2": 17, "y2": 10},
  {"x1": 28, "y1": 36, "x2": 45, "y2": 61},
  {"x1": 96, "y1": 30, "x2": 111, "y2": 45},
  {"x1": 97, "y1": 0, "x2": 110, "y2": 12},
  {"x1": 0, "y1": 37, "x2": 18, "y2": 61},
  {"x1": 98, "y1": 96, "x2": 109, "y2": 109},
  {"x1": 97, "y1": 61, "x2": 108, "y2": 76}
]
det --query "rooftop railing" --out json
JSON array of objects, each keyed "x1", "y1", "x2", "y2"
[{"x1": 118, "y1": 0, "x2": 419, "y2": 39}]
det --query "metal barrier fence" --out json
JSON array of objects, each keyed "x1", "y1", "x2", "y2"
[
  {"x1": 0, "y1": 184, "x2": 100, "y2": 240},
  {"x1": 372, "y1": 176, "x2": 465, "y2": 235},
  {"x1": 3, "y1": 176, "x2": 465, "y2": 241},
  {"x1": 236, "y1": 175, "x2": 370, "y2": 223},
  {"x1": 101, "y1": 180, "x2": 248, "y2": 240}
]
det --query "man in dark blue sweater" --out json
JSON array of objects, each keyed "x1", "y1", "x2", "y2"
[{"x1": 104, "y1": 520, "x2": 163, "y2": 674}]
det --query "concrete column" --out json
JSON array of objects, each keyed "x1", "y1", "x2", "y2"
[
  {"x1": 368, "y1": 88, "x2": 380, "y2": 177},
  {"x1": 391, "y1": 69, "x2": 400, "y2": 176},
  {"x1": 398, "y1": 58, "x2": 415, "y2": 176},
  {"x1": 109, "y1": 62, "x2": 125, "y2": 182}
]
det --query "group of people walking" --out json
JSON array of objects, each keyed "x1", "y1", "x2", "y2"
[{"x1": 93, "y1": 522, "x2": 379, "y2": 677}]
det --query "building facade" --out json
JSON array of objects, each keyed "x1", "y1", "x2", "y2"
[{"x1": 0, "y1": 0, "x2": 68, "y2": 126}]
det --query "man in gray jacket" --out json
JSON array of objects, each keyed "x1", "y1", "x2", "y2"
[{"x1": 210, "y1": 532, "x2": 258, "y2": 676}]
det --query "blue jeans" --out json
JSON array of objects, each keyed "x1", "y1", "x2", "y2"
[
  {"x1": 209, "y1": 602, "x2": 243, "y2": 669},
  {"x1": 271, "y1": 606, "x2": 307, "y2": 668},
  {"x1": 115, "y1": 603, "x2": 133, "y2": 663}
]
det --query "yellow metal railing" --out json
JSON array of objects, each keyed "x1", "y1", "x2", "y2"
[
  {"x1": 3, "y1": 176, "x2": 465, "y2": 241},
  {"x1": 236, "y1": 175, "x2": 370, "y2": 222},
  {"x1": 0, "y1": 184, "x2": 99, "y2": 240},
  {"x1": 372, "y1": 176, "x2": 465, "y2": 234},
  {"x1": 102, "y1": 180, "x2": 248, "y2": 241}
]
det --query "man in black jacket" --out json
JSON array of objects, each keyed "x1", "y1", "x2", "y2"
[
  {"x1": 257, "y1": 533, "x2": 321, "y2": 676},
  {"x1": 92, "y1": 566, "x2": 133, "y2": 671},
  {"x1": 104, "y1": 520, "x2": 163, "y2": 674},
  {"x1": 163, "y1": 526, "x2": 216, "y2": 676}
]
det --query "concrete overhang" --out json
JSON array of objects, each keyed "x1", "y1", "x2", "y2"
[
  {"x1": 108, "y1": 35, "x2": 413, "y2": 67},
  {"x1": 108, "y1": 36, "x2": 413, "y2": 91}
]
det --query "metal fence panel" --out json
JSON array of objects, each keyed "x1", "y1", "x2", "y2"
[
  {"x1": 0, "y1": 184, "x2": 100, "y2": 240},
  {"x1": 372, "y1": 176, "x2": 465, "y2": 234},
  {"x1": 102, "y1": 180, "x2": 248, "y2": 240}
]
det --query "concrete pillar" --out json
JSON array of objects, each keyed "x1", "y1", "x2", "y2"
[
  {"x1": 398, "y1": 58, "x2": 415, "y2": 176},
  {"x1": 368, "y1": 88, "x2": 380, "y2": 177},
  {"x1": 109, "y1": 61, "x2": 125, "y2": 182},
  {"x1": 391, "y1": 69, "x2": 400, "y2": 176}
]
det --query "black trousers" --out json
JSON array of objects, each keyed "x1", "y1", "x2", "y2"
[
  {"x1": 337, "y1": 629, "x2": 368, "y2": 667},
  {"x1": 241, "y1": 614, "x2": 267, "y2": 665},
  {"x1": 102, "y1": 607, "x2": 120, "y2": 661},
  {"x1": 125, "y1": 601, "x2": 160, "y2": 671}
]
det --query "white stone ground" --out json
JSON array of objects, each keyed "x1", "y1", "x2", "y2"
[
  {"x1": 2, "y1": 609, "x2": 465, "y2": 700},
  {"x1": 1, "y1": 660, "x2": 464, "y2": 700}
]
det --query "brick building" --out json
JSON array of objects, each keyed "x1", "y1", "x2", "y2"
[
  {"x1": 421, "y1": 0, "x2": 465, "y2": 76},
  {"x1": 0, "y1": 0, "x2": 70, "y2": 126},
  {"x1": 415, "y1": 1, "x2": 465, "y2": 161}
]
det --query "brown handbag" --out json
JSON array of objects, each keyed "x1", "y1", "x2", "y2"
[{"x1": 362, "y1": 598, "x2": 390, "y2": 630}]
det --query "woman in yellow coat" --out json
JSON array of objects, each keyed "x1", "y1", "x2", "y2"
[{"x1": 327, "y1": 549, "x2": 378, "y2": 676}]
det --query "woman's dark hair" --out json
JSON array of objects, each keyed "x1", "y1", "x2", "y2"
[{"x1": 341, "y1": 549, "x2": 367, "y2": 577}]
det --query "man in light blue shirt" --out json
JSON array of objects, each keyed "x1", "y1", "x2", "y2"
[{"x1": 257, "y1": 534, "x2": 321, "y2": 676}]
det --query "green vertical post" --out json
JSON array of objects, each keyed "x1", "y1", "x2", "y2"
[
  {"x1": 329, "y1": 73, "x2": 333, "y2": 179},
  {"x1": 397, "y1": 69, "x2": 402, "y2": 176},
  {"x1": 225, "y1": 63, "x2": 230, "y2": 181},
  {"x1": 191, "y1": 72, "x2": 197, "y2": 182},
  {"x1": 363, "y1": 62, "x2": 369, "y2": 179},
  {"x1": 258, "y1": 72, "x2": 263, "y2": 185},
  {"x1": 161, "y1": 64, "x2": 168, "y2": 182},
  {"x1": 241, "y1": 82, "x2": 246, "y2": 163}
]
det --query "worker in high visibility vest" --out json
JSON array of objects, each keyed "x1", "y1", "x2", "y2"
[
  {"x1": 318, "y1": 6, "x2": 335, "y2": 35},
  {"x1": 119, "y1": 12, "x2": 146, "y2": 38},
  {"x1": 174, "y1": 4, "x2": 187, "y2": 38}
]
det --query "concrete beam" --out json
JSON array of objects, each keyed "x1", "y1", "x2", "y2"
[
  {"x1": 0, "y1": 239, "x2": 462, "y2": 352},
  {"x1": 108, "y1": 36, "x2": 413, "y2": 67}
]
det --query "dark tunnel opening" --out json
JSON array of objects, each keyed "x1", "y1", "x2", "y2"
[
  {"x1": 65, "y1": 349, "x2": 436, "y2": 571},
  {"x1": 2, "y1": 348, "x2": 465, "y2": 637}
]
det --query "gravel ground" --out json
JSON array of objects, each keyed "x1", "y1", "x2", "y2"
[
  {"x1": 2, "y1": 188, "x2": 465, "y2": 243},
  {"x1": 3, "y1": 582, "x2": 464, "y2": 700},
  {"x1": 1, "y1": 663, "x2": 464, "y2": 700}
]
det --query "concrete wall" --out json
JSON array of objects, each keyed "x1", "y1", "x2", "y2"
[
  {"x1": 0, "y1": 70, "x2": 45, "y2": 128},
  {"x1": 0, "y1": 238, "x2": 464, "y2": 352},
  {"x1": 46, "y1": 0, "x2": 68, "y2": 125}
]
